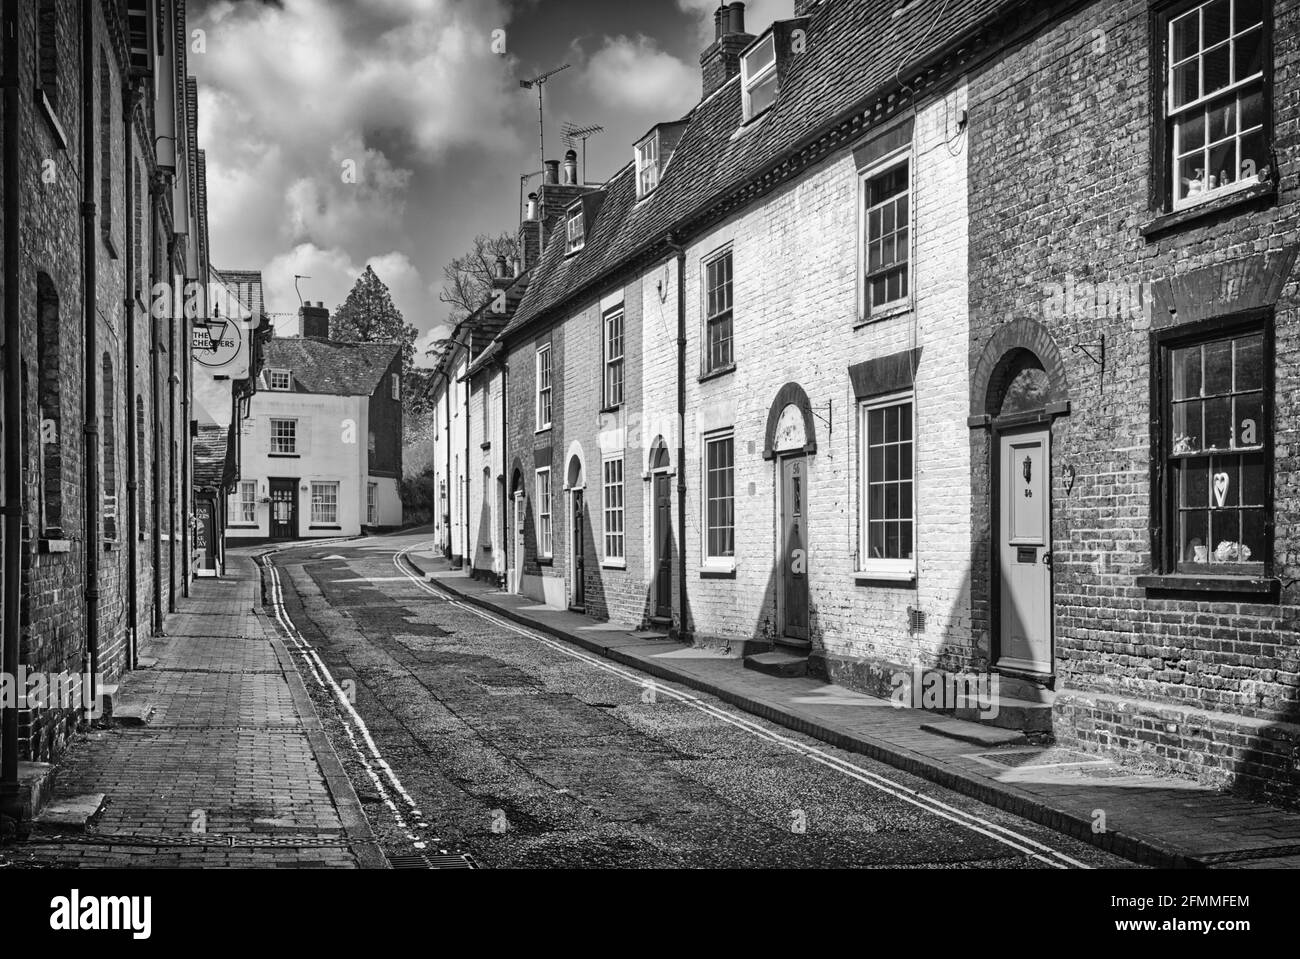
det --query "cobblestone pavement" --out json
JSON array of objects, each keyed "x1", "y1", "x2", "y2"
[
  {"x1": 267, "y1": 531, "x2": 1134, "y2": 869},
  {"x1": 1, "y1": 553, "x2": 379, "y2": 869}
]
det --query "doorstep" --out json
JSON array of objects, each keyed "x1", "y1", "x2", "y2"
[{"x1": 403, "y1": 550, "x2": 1300, "y2": 869}]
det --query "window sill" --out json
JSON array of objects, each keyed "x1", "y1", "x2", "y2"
[
  {"x1": 601, "y1": 560, "x2": 627, "y2": 570},
  {"x1": 40, "y1": 539, "x2": 73, "y2": 555},
  {"x1": 227, "y1": 525, "x2": 259, "y2": 530},
  {"x1": 268, "y1": 453, "x2": 300, "y2": 459},
  {"x1": 1139, "y1": 182, "x2": 1277, "y2": 240},
  {"x1": 36, "y1": 88, "x2": 69, "y2": 151},
  {"x1": 852, "y1": 568, "x2": 917, "y2": 585},
  {"x1": 309, "y1": 525, "x2": 342, "y2": 531},
  {"x1": 536, "y1": 426, "x2": 552, "y2": 436},
  {"x1": 699, "y1": 563, "x2": 736, "y2": 579},
  {"x1": 102, "y1": 232, "x2": 119, "y2": 260},
  {"x1": 537, "y1": 556, "x2": 554, "y2": 567},
  {"x1": 855, "y1": 302, "x2": 911, "y2": 328},
  {"x1": 1135, "y1": 573, "x2": 1279, "y2": 598},
  {"x1": 699, "y1": 364, "x2": 736, "y2": 384},
  {"x1": 480, "y1": 441, "x2": 491, "y2": 451},
  {"x1": 103, "y1": 541, "x2": 119, "y2": 553}
]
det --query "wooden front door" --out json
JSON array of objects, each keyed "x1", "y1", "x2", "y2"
[
  {"x1": 571, "y1": 490, "x2": 586, "y2": 609},
  {"x1": 653, "y1": 472, "x2": 672, "y2": 619},
  {"x1": 269, "y1": 479, "x2": 298, "y2": 541},
  {"x1": 997, "y1": 428, "x2": 1053, "y2": 673},
  {"x1": 780, "y1": 455, "x2": 809, "y2": 642}
]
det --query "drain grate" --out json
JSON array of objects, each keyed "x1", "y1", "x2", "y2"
[{"x1": 388, "y1": 852, "x2": 478, "y2": 869}]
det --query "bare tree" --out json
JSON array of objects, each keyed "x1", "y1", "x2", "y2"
[{"x1": 439, "y1": 232, "x2": 519, "y2": 325}]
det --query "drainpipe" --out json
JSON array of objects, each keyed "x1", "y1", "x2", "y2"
[
  {"x1": 665, "y1": 234, "x2": 689, "y2": 640},
  {"x1": 437, "y1": 368, "x2": 451, "y2": 558},
  {"x1": 168, "y1": 262, "x2": 177, "y2": 614},
  {"x1": 82, "y1": 0, "x2": 102, "y2": 706},
  {"x1": 2, "y1": 0, "x2": 23, "y2": 810},
  {"x1": 181, "y1": 301, "x2": 190, "y2": 598},
  {"x1": 464, "y1": 361, "x2": 470, "y2": 573},
  {"x1": 151, "y1": 216, "x2": 167, "y2": 635},
  {"x1": 500, "y1": 355, "x2": 508, "y2": 587},
  {"x1": 123, "y1": 82, "x2": 139, "y2": 669}
]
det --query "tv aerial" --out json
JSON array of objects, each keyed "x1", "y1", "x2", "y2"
[
  {"x1": 519, "y1": 63, "x2": 571, "y2": 202},
  {"x1": 562, "y1": 121, "x2": 604, "y2": 184}
]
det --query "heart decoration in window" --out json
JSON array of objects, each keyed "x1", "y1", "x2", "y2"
[{"x1": 1213, "y1": 472, "x2": 1230, "y2": 508}]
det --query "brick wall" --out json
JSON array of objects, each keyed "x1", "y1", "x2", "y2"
[{"x1": 968, "y1": 0, "x2": 1300, "y2": 803}]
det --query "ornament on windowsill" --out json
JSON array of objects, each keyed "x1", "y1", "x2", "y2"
[
  {"x1": 1214, "y1": 541, "x2": 1252, "y2": 564},
  {"x1": 1172, "y1": 433, "x2": 1196, "y2": 455}
]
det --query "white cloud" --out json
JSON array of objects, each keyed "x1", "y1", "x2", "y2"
[
  {"x1": 193, "y1": 0, "x2": 528, "y2": 329},
  {"x1": 581, "y1": 35, "x2": 698, "y2": 115}
]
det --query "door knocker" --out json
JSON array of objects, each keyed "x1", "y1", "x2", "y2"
[{"x1": 1023, "y1": 455, "x2": 1033, "y2": 498}]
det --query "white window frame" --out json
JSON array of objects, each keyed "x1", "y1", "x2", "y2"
[
  {"x1": 741, "y1": 33, "x2": 778, "y2": 122},
  {"x1": 239, "y1": 480, "x2": 257, "y2": 524},
  {"x1": 536, "y1": 344, "x2": 552, "y2": 431},
  {"x1": 535, "y1": 467, "x2": 553, "y2": 559},
  {"x1": 268, "y1": 369, "x2": 292, "y2": 391},
  {"x1": 636, "y1": 133, "x2": 660, "y2": 199},
  {"x1": 1166, "y1": 0, "x2": 1267, "y2": 211},
  {"x1": 702, "y1": 430, "x2": 736, "y2": 568},
  {"x1": 270, "y1": 417, "x2": 297, "y2": 455},
  {"x1": 858, "y1": 391, "x2": 916, "y2": 580},
  {"x1": 703, "y1": 246, "x2": 734, "y2": 373},
  {"x1": 603, "y1": 306, "x2": 624, "y2": 408},
  {"x1": 311, "y1": 481, "x2": 340, "y2": 526},
  {"x1": 367, "y1": 482, "x2": 378, "y2": 526},
  {"x1": 566, "y1": 204, "x2": 585, "y2": 254},
  {"x1": 602, "y1": 455, "x2": 625, "y2": 565},
  {"x1": 858, "y1": 146, "x2": 913, "y2": 320},
  {"x1": 391, "y1": 373, "x2": 401, "y2": 400}
]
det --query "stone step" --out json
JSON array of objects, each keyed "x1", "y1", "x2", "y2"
[
  {"x1": 111, "y1": 700, "x2": 156, "y2": 726},
  {"x1": 920, "y1": 719, "x2": 1029, "y2": 747},
  {"x1": 743, "y1": 652, "x2": 808, "y2": 678},
  {"x1": 34, "y1": 793, "x2": 106, "y2": 832},
  {"x1": 993, "y1": 674, "x2": 1057, "y2": 705},
  {"x1": 955, "y1": 696, "x2": 1053, "y2": 733},
  {"x1": 0, "y1": 762, "x2": 57, "y2": 829}
]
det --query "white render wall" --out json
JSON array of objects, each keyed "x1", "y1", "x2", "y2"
[
  {"x1": 679, "y1": 84, "x2": 973, "y2": 678},
  {"x1": 227, "y1": 390, "x2": 401, "y2": 539}
]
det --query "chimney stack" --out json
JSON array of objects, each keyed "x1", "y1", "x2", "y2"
[
  {"x1": 300, "y1": 302, "x2": 330, "y2": 339},
  {"x1": 700, "y1": 1, "x2": 755, "y2": 98},
  {"x1": 563, "y1": 149, "x2": 578, "y2": 186}
]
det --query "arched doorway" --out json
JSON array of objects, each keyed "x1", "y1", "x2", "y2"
[
  {"x1": 648, "y1": 437, "x2": 673, "y2": 622},
  {"x1": 764, "y1": 383, "x2": 818, "y2": 647},
  {"x1": 970, "y1": 320, "x2": 1071, "y2": 677},
  {"x1": 509, "y1": 466, "x2": 525, "y2": 594},
  {"x1": 565, "y1": 449, "x2": 586, "y2": 611}
]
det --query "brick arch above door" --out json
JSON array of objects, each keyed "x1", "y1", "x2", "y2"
[
  {"x1": 969, "y1": 318, "x2": 1071, "y2": 425},
  {"x1": 762, "y1": 382, "x2": 818, "y2": 460}
]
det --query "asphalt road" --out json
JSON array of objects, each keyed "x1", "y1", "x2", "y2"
[{"x1": 262, "y1": 530, "x2": 1132, "y2": 869}]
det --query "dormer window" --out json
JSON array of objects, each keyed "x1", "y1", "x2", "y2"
[
  {"x1": 741, "y1": 33, "x2": 778, "y2": 122},
  {"x1": 268, "y1": 369, "x2": 292, "y2": 391},
  {"x1": 566, "y1": 203, "x2": 586, "y2": 254},
  {"x1": 636, "y1": 134, "x2": 660, "y2": 199}
]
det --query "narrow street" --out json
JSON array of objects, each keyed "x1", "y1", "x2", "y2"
[{"x1": 264, "y1": 530, "x2": 1128, "y2": 869}]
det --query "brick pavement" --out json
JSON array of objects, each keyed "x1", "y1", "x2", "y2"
[
  {"x1": 408, "y1": 550, "x2": 1300, "y2": 869},
  {"x1": 5, "y1": 552, "x2": 384, "y2": 869}
]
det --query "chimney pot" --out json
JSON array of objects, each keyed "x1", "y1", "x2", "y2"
[
  {"x1": 563, "y1": 149, "x2": 578, "y2": 185},
  {"x1": 512, "y1": 256, "x2": 522, "y2": 277},
  {"x1": 543, "y1": 159, "x2": 559, "y2": 184},
  {"x1": 495, "y1": 254, "x2": 509, "y2": 279},
  {"x1": 525, "y1": 192, "x2": 538, "y2": 220},
  {"x1": 714, "y1": 6, "x2": 724, "y2": 39},
  {"x1": 727, "y1": 1, "x2": 745, "y2": 35}
]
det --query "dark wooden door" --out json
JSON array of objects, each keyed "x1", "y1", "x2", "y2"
[
  {"x1": 270, "y1": 479, "x2": 298, "y2": 541},
  {"x1": 572, "y1": 490, "x2": 586, "y2": 609},
  {"x1": 781, "y1": 456, "x2": 809, "y2": 641},
  {"x1": 653, "y1": 473, "x2": 672, "y2": 619}
]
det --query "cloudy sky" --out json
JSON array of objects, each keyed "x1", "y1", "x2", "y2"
[{"x1": 190, "y1": 0, "x2": 793, "y2": 365}]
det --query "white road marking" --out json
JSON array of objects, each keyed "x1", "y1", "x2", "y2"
[
  {"x1": 257, "y1": 543, "x2": 435, "y2": 851},
  {"x1": 392, "y1": 540, "x2": 1091, "y2": 870}
]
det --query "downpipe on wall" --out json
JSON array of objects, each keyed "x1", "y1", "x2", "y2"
[
  {"x1": 665, "y1": 233, "x2": 689, "y2": 641},
  {"x1": 1, "y1": 0, "x2": 25, "y2": 810},
  {"x1": 81, "y1": 0, "x2": 102, "y2": 707},
  {"x1": 124, "y1": 81, "x2": 139, "y2": 669}
]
